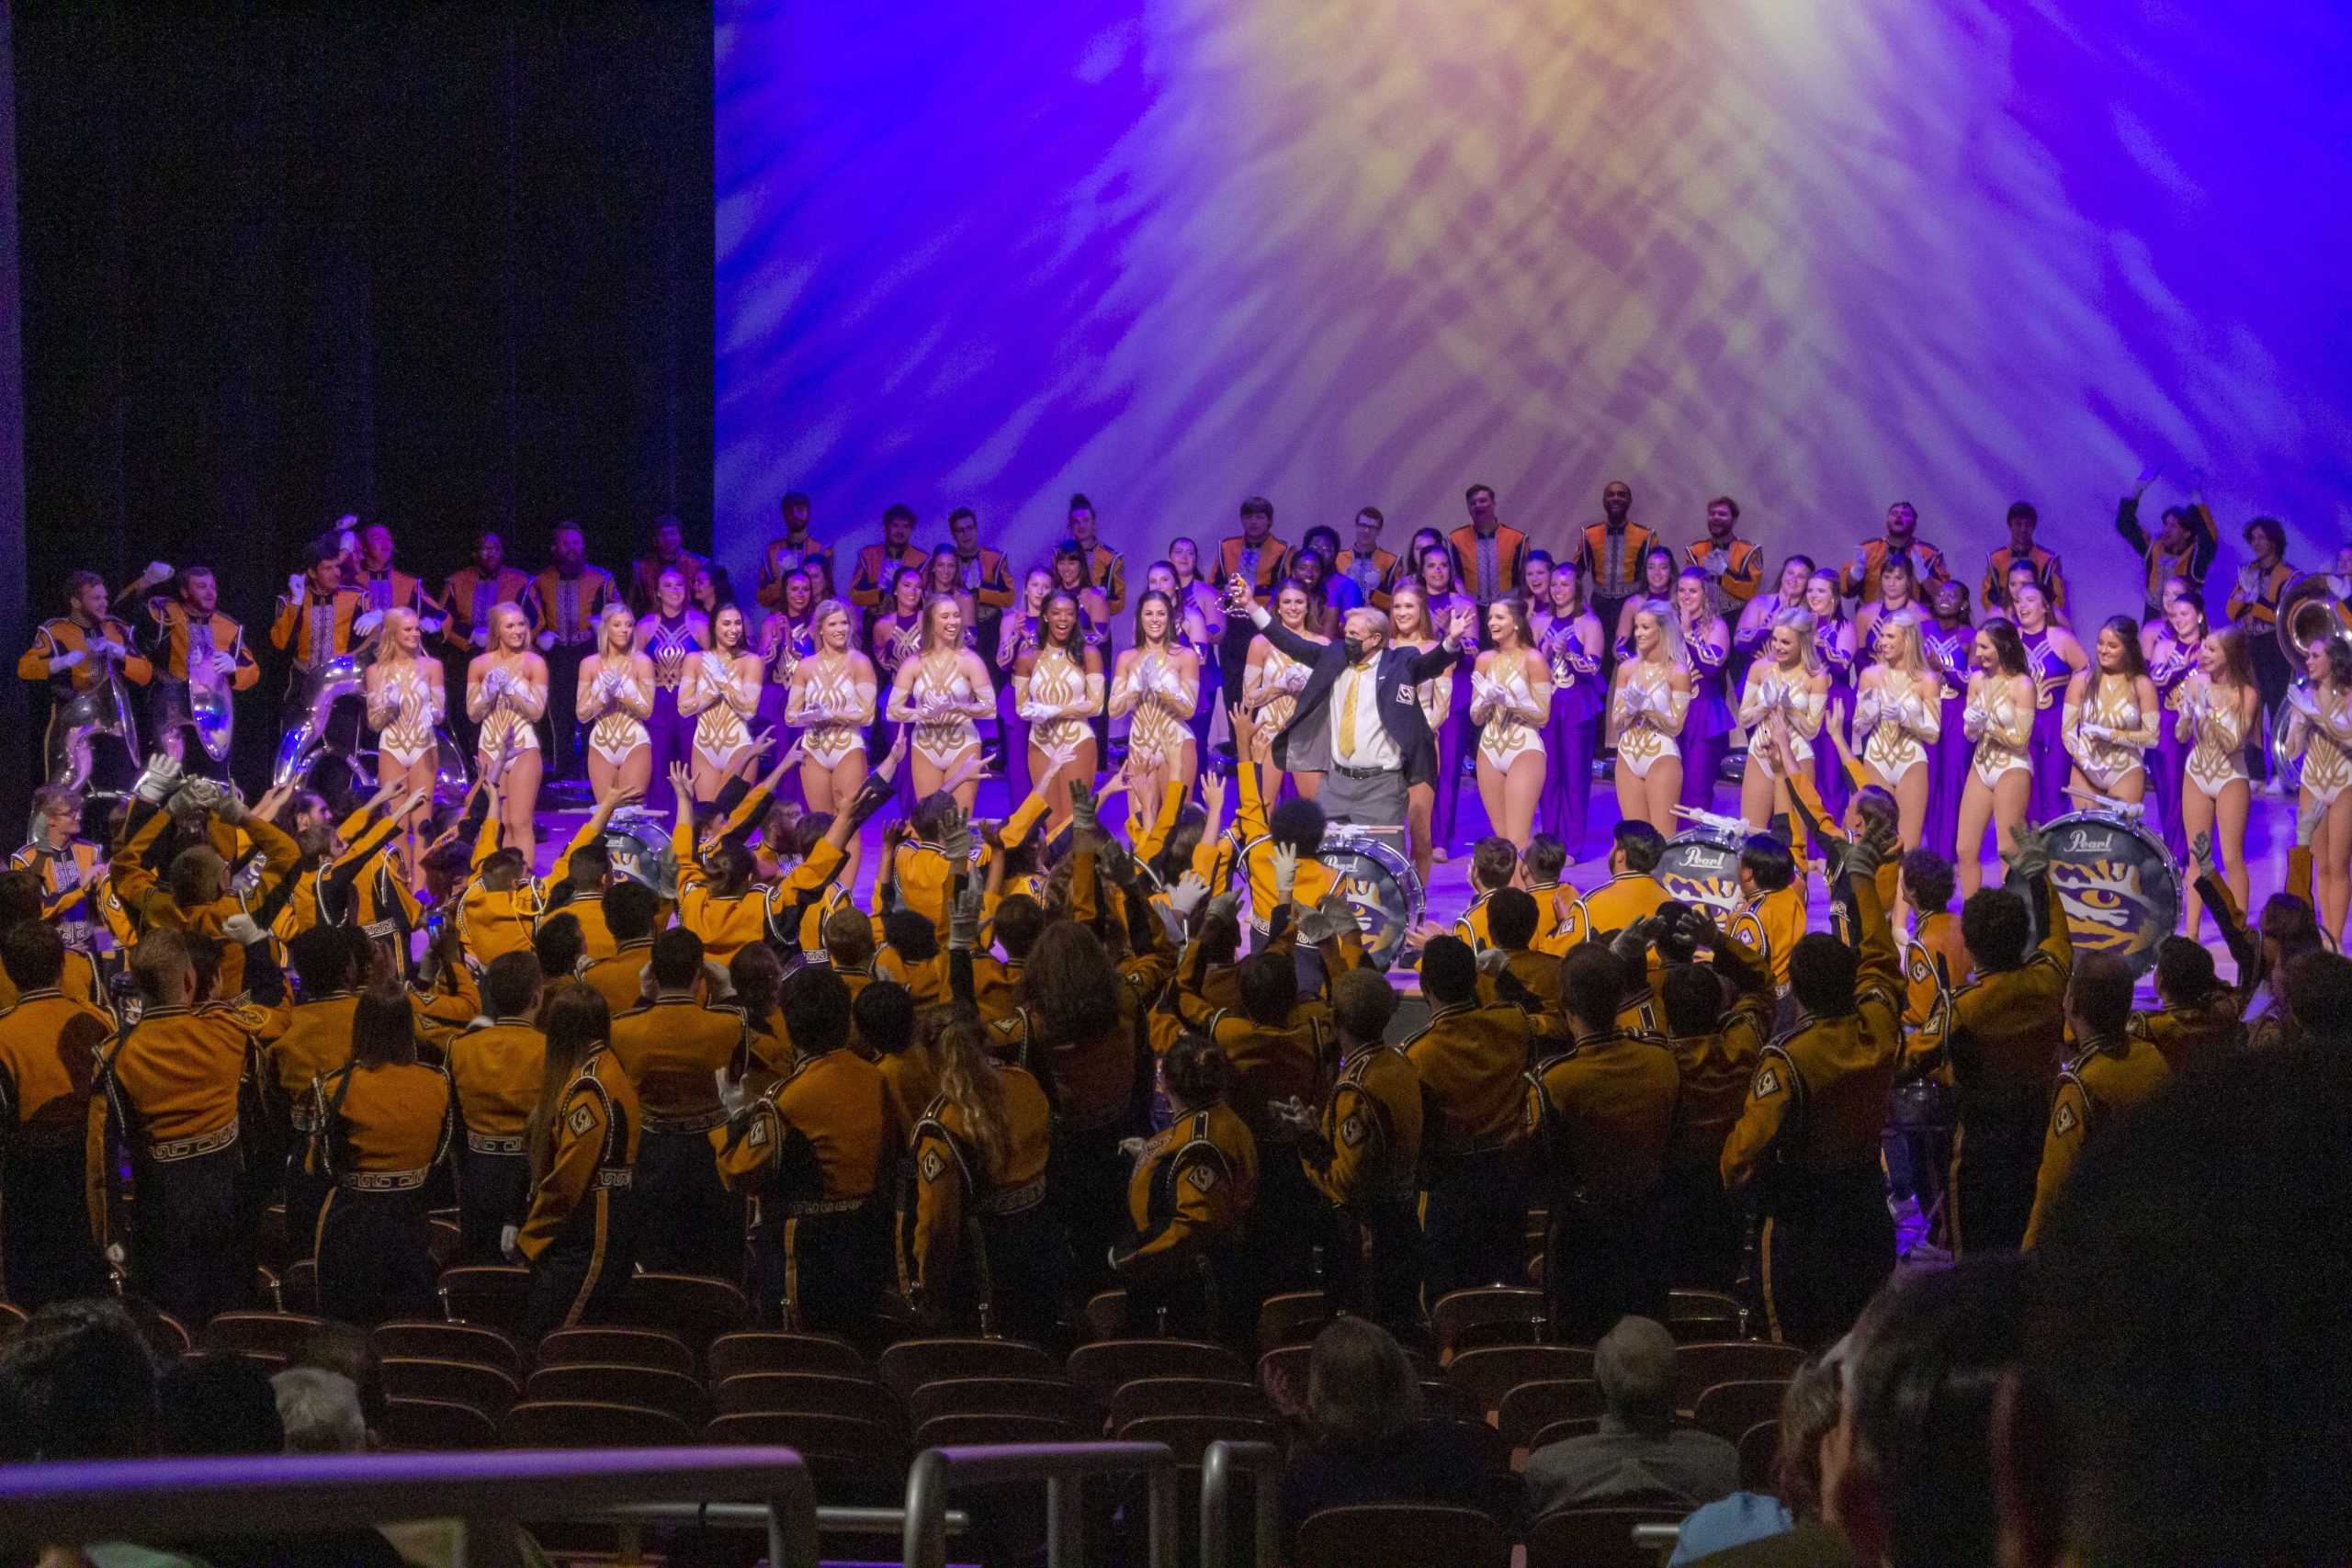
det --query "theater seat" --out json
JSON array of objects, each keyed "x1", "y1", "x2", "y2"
[
  {"x1": 500, "y1": 1400, "x2": 694, "y2": 1449},
  {"x1": 911, "y1": 1412, "x2": 1080, "y2": 1447},
  {"x1": 200, "y1": 1312, "x2": 325, "y2": 1360},
  {"x1": 379, "y1": 1357, "x2": 521, "y2": 1417},
  {"x1": 1293, "y1": 1504, "x2": 1511, "y2": 1568},
  {"x1": 1738, "y1": 1419, "x2": 1781, "y2": 1492},
  {"x1": 1673, "y1": 1343, "x2": 1806, "y2": 1413},
  {"x1": 1106, "y1": 1376, "x2": 1272, "y2": 1431},
  {"x1": 383, "y1": 1396, "x2": 498, "y2": 1451},
  {"x1": 1443, "y1": 1346, "x2": 1596, "y2": 1418},
  {"x1": 1066, "y1": 1339, "x2": 1250, "y2": 1408},
  {"x1": 371, "y1": 1320, "x2": 525, "y2": 1378},
  {"x1": 1692, "y1": 1379, "x2": 1792, "y2": 1444},
  {"x1": 536, "y1": 1325, "x2": 696, "y2": 1378},
  {"x1": 713, "y1": 1371, "x2": 897, "y2": 1427},
  {"x1": 1113, "y1": 1413, "x2": 1279, "y2": 1464},
  {"x1": 436, "y1": 1266, "x2": 533, "y2": 1336},
  {"x1": 906, "y1": 1377, "x2": 1085, "y2": 1431},
  {"x1": 707, "y1": 1331, "x2": 867, "y2": 1383},
  {"x1": 1524, "y1": 1501, "x2": 1690, "y2": 1568},
  {"x1": 1430, "y1": 1287, "x2": 1545, "y2": 1356},
  {"x1": 876, "y1": 1337, "x2": 1057, "y2": 1403},
  {"x1": 610, "y1": 1273, "x2": 750, "y2": 1350},
  {"x1": 524, "y1": 1363, "x2": 709, "y2": 1426},
  {"x1": 1497, "y1": 1379, "x2": 1606, "y2": 1449}
]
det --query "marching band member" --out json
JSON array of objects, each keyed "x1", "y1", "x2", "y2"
[
  {"x1": 1919, "y1": 580, "x2": 1975, "y2": 860},
  {"x1": 1838, "y1": 500, "x2": 1952, "y2": 605},
  {"x1": 849, "y1": 503, "x2": 927, "y2": 619},
  {"x1": 1448, "y1": 481, "x2": 1528, "y2": 606},
  {"x1": 1954, "y1": 619, "x2": 2037, "y2": 897},
  {"x1": 1533, "y1": 563, "x2": 1606, "y2": 857},
  {"x1": 2010, "y1": 581, "x2": 2086, "y2": 824},
  {"x1": 306, "y1": 984, "x2": 455, "y2": 1325},
  {"x1": 1736, "y1": 608, "x2": 1828, "y2": 835},
  {"x1": 0, "y1": 919, "x2": 114, "y2": 1307},
  {"x1": 1804, "y1": 570, "x2": 1858, "y2": 824},
  {"x1": 270, "y1": 537, "x2": 369, "y2": 758},
  {"x1": 1240, "y1": 579, "x2": 1327, "y2": 806},
  {"x1": 2144, "y1": 589, "x2": 2207, "y2": 859},
  {"x1": 610, "y1": 926, "x2": 750, "y2": 1278},
  {"x1": 887, "y1": 594, "x2": 992, "y2": 811},
  {"x1": 445, "y1": 952, "x2": 546, "y2": 1263},
  {"x1": 1216, "y1": 498, "x2": 1294, "y2": 718},
  {"x1": 2228, "y1": 516, "x2": 2299, "y2": 782},
  {"x1": 1575, "y1": 479, "x2": 1655, "y2": 650},
  {"x1": 362, "y1": 608, "x2": 445, "y2": 859},
  {"x1": 468, "y1": 604, "x2": 550, "y2": 851},
  {"x1": 576, "y1": 603, "x2": 656, "y2": 801},
  {"x1": 1672, "y1": 566, "x2": 1734, "y2": 814},
  {"x1": 354, "y1": 524, "x2": 446, "y2": 638},
  {"x1": 143, "y1": 566, "x2": 260, "y2": 773},
  {"x1": 786, "y1": 598, "x2": 877, "y2": 816},
  {"x1": 947, "y1": 506, "x2": 1016, "y2": 631},
  {"x1": 1111, "y1": 591, "x2": 1203, "y2": 804},
  {"x1": 1470, "y1": 598, "x2": 1552, "y2": 848},
  {"x1": 1016, "y1": 590, "x2": 1106, "y2": 829},
  {"x1": 635, "y1": 565, "x2": 709, "y2": 812},
  {"x1": 627, "y1": 516, "x2": 706, "y2": 617},
  {"x1": 1066, "y1": 494, "x2": 1127, "y2": 618},
  {"x1": 679, "y1": 603, "x2": 763, "y2": 804},
  {"x1": 2177, "y1": 626, "x2": 2260, "y2": 939},
  {"x1": 1851, "y1": 551, "x2": 1927, "y2": 661},
  {"x1": 1111, "y1": 1033, "x2": 1258, "y2": 1346},
  {"x1": 756, "y1": 491, "x2": 833, "y2": 610},
  {"x1": 1684, "y1": 495, "x2": 1765, "y2": 625},
  {"x1": 441, "y1": 530, "x2": 533, "y2": 660},
  {"x1": 1853, "y1": 611, "x2": 1944, "y2": 849},
  {"x1": 1610, "y1": 599, "x2": 1692, "y2": 834},
  {"x1": 14, "y1": 789, "x2": 111, "y2": 1001},
  {"x1": 516, "y1": 987, "x2": 641, "y2": 1339},
  {"x1": 526, "y1": 521, "x2": 621, "y2": 781},
  {"x1": 2063, "y1": 615, "x2": 2161, "y2": 807},
  {"x1": 2019, "y1": 952, "x2": 2170, "y2": 1251},
  {"x1": 2116, "y1": 465, "x2": 2217, "y2": 620},
  {"x1": 1980, "y1": 501, "x2": 2069, "y2": 618},
  {"x1": 2279, "y1": 634, "x2": 2352, "y2": 942},
  {"x1": 1332, "y1": 506, "x2": 1399, "y2": 612},
  {"x1": 19, "y1": 570, "x2": 154, "y2": 790}
]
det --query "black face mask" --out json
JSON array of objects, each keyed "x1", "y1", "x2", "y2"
[{"x1": 1343, "y1": 637, "x2": 1370, "y2": 665}]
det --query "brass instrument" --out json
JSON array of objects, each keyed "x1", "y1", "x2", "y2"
[{"x1": 2272, "y1": 573, "x2": 2352, "y2": 787}]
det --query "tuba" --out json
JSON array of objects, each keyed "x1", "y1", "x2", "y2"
[
  {"x1": 2272, "y1": 572, "x2": 2352, "y2": 787},
  {"x1": 187, "y1": 655, "x2": 234, "y2": 764}
]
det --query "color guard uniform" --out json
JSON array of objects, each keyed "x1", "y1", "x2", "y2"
[
  {"x1": 446, "y1": 1015, "x2": 548, "y2": 1262},
  {"x1": 0, "y1": 986, "x2": 114, "y2": 1306},
  {"x1": 610, "y1": 994, "x2": 750, "y2": 1279},
  {"x1": 2019, "y1": 1030, "x2": 2171, "y2": 1250},
  {"x1": 1524, "y1": 1026, "x2": 1681, "y2": 1343},
  {"x1": 308, "y1": 1056, "x2": 455, "y2": 1325},
  {"x1": 517, "y1": 1043, "x2": 640, "y2": 1339},
  {"x1": 1720, "y1": 863, "x2": 1903, "y2": 1348},
  {"x1": 899, "y1": 1068, "x2": 1056, "y2": 1340}
]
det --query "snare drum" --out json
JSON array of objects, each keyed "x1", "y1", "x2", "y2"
[
  {"x1": 2043, "y1": 809, "x2": 2180, "y2": 976},
  {"x1": 1317, "y1": 827, "x2": 1425, "y2": 970},
  {"x1": 605, "y1": 807, "x2": 680, "y2": 899},
  {"x1": 1657, "y1": 826, "x2": 1746, "y2": 917}
]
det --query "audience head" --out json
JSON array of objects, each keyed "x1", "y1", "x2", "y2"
[
  {"x1": 1740, "y1": 833, "x2": 1796, "y2": 895},
  {"x1": 273, "y1": 1368, "x2": 369, "y2": 1455},
  {"x1": 0, "y1": 919, "x2": 68, "y2": 993},
  {"x1": 0, "y1": 1298, "x2": 161, "y2": 1459},
  {"x1": 1960, "y1": 886, "x2": 2032, "y2": 972},
  {"x1": 1331, "y1": 967, "x2": 1398, "y2": 1047},
  {"x1": 1487, "y1": 887, "x2": 1539, "y2": 951},
  {"x1": 2064, "y1": 952, "x2": 2135, "y2": 1045},
  {"x1": 881, "y1": 908, "x2": 940, "y2": 965},
  {"x1": 853, "y1": 979, "x2": 917, "y2": 1057},
  {"x1": 1592, "y1": 1315, "x2": 1679, "y2": 1436},
  {"x1": 992, "y1": 893, "x2": 1046, "y2": 960},
  {"x1": 1304, "y1": 1317, "x2": 1423, "y2": 1453},
  {"x1": 1470, "y1": 835, "x2": 1519, "y2": 893},
  {"x1": 1419, "y1": 935, "x2": 1478, "y2": 1008},
  {"x1": 1269, "y1": 795, "x2": 1327, "y2": 860},
  {"x1": 1611, "y1": 819, "x2": 1667, "y2": 876},
  {"x1": 2281, "y1": 951, "x2": 2352, "y2": 1047},
  {"x1": 1789, "y1": 931, "x2": 1860, "y2": 1020},
  {"x1": 2151, "y1": 935, "x2": 2216, "y2": 1010},
  {"x1": 728, "y1": 942, "x2": 785, "y2": 1021},
  {"x1": 1773, "y1": 1354, "x2": 1846, "y2": 1521},
  {"x1": 1238, "y1": 950, "x2": 1299, "y2": 1027},
  {"x1": 1900, "y1": 848, "x2": 1955, "y2": 915},
  {"x1": 350, "y1": 981, "x2": 424, "y2": 1069},
  {"x1": 1159, "y1": 1034, "x2": 1232, "y2": 1113},
  {"x1": 291, "y1": 1322, "x2": 386, "y2": 1444},
  {"x1": 159, "y1": 1354, "x2": 284, "y2": 1456},
  {"x1": 1831, "y1": 1256, "x2": 2028, "y2": 1568},
  {"x1": 1998, "y1": 1044, "x2": 2352, "y2": 1568}
]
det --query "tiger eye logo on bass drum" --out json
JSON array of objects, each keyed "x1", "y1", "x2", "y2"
[
  {"x1": 2043, "y1": 811, "x2": 2181, "y2": 976},
  {"x1": 1656, "y1": 828, "x2": 1745, "y2": 916},
  {"x1": 1317, "y1": 828, "x2": 1424, "y2": 968}
]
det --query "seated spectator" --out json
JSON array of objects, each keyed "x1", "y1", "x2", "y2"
[
  {"x1": 272, "y1": 1367, "x2": 368, "y2": 1455},
  {"x1": 1523, "y1": 1316, "x2": 1739, "y2": 1519},
  {"x1": 1669, "y1": 1354, "x2": 1850, "y2": 1565},
  {"x1": 160, "y1": 1354, "x2": 284, "y2": 1457},
  {"x1": 1824, "y1": 1255, "x2": 2025, "y2": 1568},
  {"x1": 289, "y1": 1322, "x2": 388, "y2": 1448},
  {"x1": 1278, "y1": 1318, "x2": 1500, "y2": 1550},
  {"x1": 1996, "y1": 1042, "x2": 2352, "y2": 1568},
  {"x1": 0, "y1": 1297, "x2": 161, "y2": 1461}
]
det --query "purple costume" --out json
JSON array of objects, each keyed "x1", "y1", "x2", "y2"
[
  {"x1": 2022, "y1": 627, "x2": 2072, "y2": 823},
  {"x1": 1537, "y1": 614, "x2": 1605, "y2": 856},
  {"x1": 1813, "y1": 618, "x2": 1856, "y2": 822},
  {"x1": 1678, "y1": 629, "x2": 1734, "y2": 814},
  {"x1": 1920, "y1": 622, "x2": 1973, "y2": 859},
  {"x1": 643, "y1": 614, "x2": 701, "y2": 812},
  {"x1": 2145, "y1": 631, "x2": 2200, "y2": 860}
]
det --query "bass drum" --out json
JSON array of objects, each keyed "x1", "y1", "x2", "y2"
[
  {"x1": 1656, "y1": 825, "x2": 1746, "y2": 918},
  {"x1": 2043, "y1": 809, "x2": 2180, "y2": 976},
  {"x1": 604, "y1": 806, "x2": 679, "y2": 899},
  {"x1": 1317, "y1": 826, "x2": 1424, "y2": 971}
]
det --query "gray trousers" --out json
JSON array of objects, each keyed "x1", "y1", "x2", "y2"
[{"x1": 1290, "y1": 711, "x2": 1407, "y2": 828}]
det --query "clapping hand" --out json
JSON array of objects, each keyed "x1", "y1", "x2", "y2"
[
  {"x1": 2002, "y1": 820, "x2": 2053, "y2": 883},
  {"x1": 666, "y1": 761, "x2": 694, "y2": 808},
  {"x1": 1962, "y1": 705, "x2": 1988, "y2": 741},
  {"x1": 1270, "y1": 843, "x2": 1299, "y2": 900},
  {"x1": 1167, "y1": 872, "x2": 1212, "y2": 918}
]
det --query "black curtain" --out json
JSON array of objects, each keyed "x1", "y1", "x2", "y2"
[{"x1": 9, "y1": 2, "x2": 713, "y2": 816}]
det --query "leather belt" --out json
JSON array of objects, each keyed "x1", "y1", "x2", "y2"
[
  {"x1": 341, "y1": 1167, "x2": 429, "y2": 1192},
  {"x1": 467, "y1": 1132, "x2": 526, "y2": 1156},
  {"x1": 973, "y1": 1176, "x2": 1046, "y2": 1216},
  {"x1": 147, "y1": 1123, "x2": 239, "y2": 1163},
  {"x1": 1331, "y1": 762, "x2": 1393, "y2": 780},
  {"x1": 643, "y1": 1108, "x2": 729, "y2": 1136}
]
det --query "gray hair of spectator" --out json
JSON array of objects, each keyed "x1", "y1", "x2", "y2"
[
  {"x1": 273, "y1": 1367, "x2": 368, "y2": 1454},
  {"x1": 1593, "y1": 1315, "x2": 1678, "y2": 1433}
]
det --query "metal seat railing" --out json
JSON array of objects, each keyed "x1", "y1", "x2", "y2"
[
  {"x1": 0, "y1": 1448, "x2": 820, "y2": 1568},
  {"x1": 901, "y1": 1440, "x2": 1179, "y2": 1568},
  {"x1": 1199, "y1": 1438, "x2": 1283, "y2": 1568}
]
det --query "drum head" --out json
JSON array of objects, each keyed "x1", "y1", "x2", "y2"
[
  {"x1": 2044, "y1": 811, "x2": 2180, "y2": 976},
  {"x1": 1657, "y1": 827, "x2": 1745, "y2": 916},
  {"x1": 1317, "y1": 827, "x2": 1424, "y2": 970},
  {"x1": 605, "y1": 807, "x2": 679, "y2": 898}
]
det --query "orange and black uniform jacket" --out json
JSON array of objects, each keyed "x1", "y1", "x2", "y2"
[
  {"x1": 1899, "y1": 876, "x2": 2072, "y2": 1119},
  {"x1": 145, "y1": 603, "x2": 261, "y2": 691},
  {"x1": 1404, "y1": 996, "x2": 1566, "y2": 1163},
  {"x1": 112, "y1": 802, "x2": 299, "y2": 1000},
  {"x1": 874, "y1": 1045, "x2": 942, "y2": 1140},
  {"x1": 2019, "y1": 1031, "x2": 2171, "y2": 1249},
  {"x1": 611, "y1": 995, "x2": 747, "y2": 1134},
  {"x1": 1980, "y1": 545, "x2": 2069, "y2": 616},
  {"x1": 847, "y1": 543, "x2": 927, "y2": 611},
  {"x1": 716, "y1": 1047, "x2": 895, "y2": 1210},
  {"x1": 1575, "y1": 521, "x2": 1657, "y2": 602},
  {"x1": 628, "y1": 550, "x2": 707, "y2": 615},
  {"x1": 1902, "y1": 909, "x2": 1969, "y2": 1032},
  {"x1": 1227, "y1": 758, "x2": 1337, "y2": 938},
  {"x1": 516, "y1": 1045, "x2": 639, "y2": 1259},
  {"x1": 0, "y1": 987, "x2": 114, "y2": 1246},
  {"x1": 1170, "y1": 976, "x2": 1332, "y2": 1145},
  {"x1": 898, "y1": 1068, "x2": 1052, "y2": 1312},
  {"x1": 90, "y1": 1000, "x2": 270, "y2": 1249},
  {"x1": 268, "y1": 586, "x2": 368, "y2": 666},
  {"x1": 1216, "y1": 535, "x2": 1293, "y2": 593},
  {"x1": 458, "y1": 808, "x2": 604, "y2": 966},
  {"x1": 1477, "y1": 946, "x2": 1564, "y2": 1012},
  {"x1": 307, "y1": 1058, "x2": 456, "y2": 1202},
  {"x1": 1523, "y1": 1028, "x2": 1682, "y2": 1203},
  {"x1": 2127, "y1": 991, "x2": 2245, "y2": 1077},
  {"x1": 1664, "y1": 934, "x2": 1773, "y2": 1181},
  {"x1": 1730, "y1": 881, "x2": 1809, "y2": 995},
  {"x1": 1528, "y1": 882, "x2": 1589, "y2": 958},
  {"x1": 1299, "y1": 1043, "x2": 1422, "y2": 1213},
  {"x1": 1447, "y1": 523, "x2": 1530, "y2": 603},
  {"x1": 269, "y1": 992, "x2": 360, "y2": 1141},
  {"x1": 19, "y1": 615, "x2": 154, "y2": 693},
  {"x1": 580, "y1": 940, "x2": 653, "y2": 1021},
  {"x1": 524, "y1": 566, "x2": 621, "y2": 646},
  {"x1": 756, "y1": 536, "x2": 836, "y2": 609},
  {"x1": 447, "y1": 1017, "x2": 548, "y2": 1155},
  {"x1": 439, "y1": 567, "x2": 534, "y2": 654},
  {"x1": 1110, "y1": 1102, "x2": 1257, "y2": 1278},
  {"x1": 1683, "y1": 536, "x2": 1765, "y2": 611}
]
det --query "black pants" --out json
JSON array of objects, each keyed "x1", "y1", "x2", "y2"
[
  {"x1": 1544, "y1": 1187, "x2": 1668, "y2": 1346},
  {"x1": 1420, "y1": 1144, "x2": 1531, "y2": 1310},
  {"x1": 778, "y1": 1202, "x2": 888, "y2": 1344},
  {"x1": 316, "y1": 1185, "x2": 437, "y2": 1326},
  {"x1": 545, "y1": 643, "x2": 589, "y2": 779},
  {"x1": 634, "y1": 1128, "x2": 746, "y2": 1281},
  {"x1": 1327, "y1": 1191, "x2": 1424, "y2": 1339},
  {"x1": 130, "y1": 1141, "x2": 253, "y2": 1327},
  {"x1": 3, "y1": 1139, "x2": 109, "y2": 1309},
  {"x1": 2248, "y1": 632, "x2": 2292, "y2": 782},
  {"x1": 525, "y1": 1186, "x2": 639, "y2": 1340},
  {"x1": 974, "y1": 1201, "x2": 1063, "y2": 1346},
  {"x1": 1056, "y1": 1122, "x2": 1132, "y2": 1303},
  {"x1": 285, "y1": 1149, "x2": 328, "y2": 1263},
  {"x1": 1756, "y1": 1163, "x2": 1894, "y2": 1348},
  {"x1": 1660, "y1": 1156, "x2": 1746, "y2": 1294},
  {"x1": 458, "y1": 1145, "x2": 530, "y2": 1264},
  {"x1": 1948, "y1": 1109, "x2": 2044, "y2": 1258}
]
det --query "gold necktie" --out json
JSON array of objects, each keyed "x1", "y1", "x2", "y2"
[{"x1": 1339, "y1": 665, "x2": 1362, "y2": 757}]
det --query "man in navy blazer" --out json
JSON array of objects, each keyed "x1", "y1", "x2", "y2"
[{"x1": 1231, "y1": 573, "x2": 1476, "y2": 829}]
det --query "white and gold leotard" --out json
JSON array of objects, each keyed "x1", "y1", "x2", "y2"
[
  {"x1": 368, "y1": 665, "x2": 443, "y2": 769},
  {"x1": 688, "y1": 652, "x2": 761, "y2": 771},
  {"x1": 1737, "y1": 667, "x2": 1825, "y2": 779},
  {"x1": 583, "y1": 661, "x2": 652, "y2": 767},
  {"x1": 1612, "y1": 659, "x2": 1689, "y2": 780},
  {"x1": 2065, "y1": 675, "x2": 2153, "y2": 791},
  {"x1": 1114, "y1": 649, "x2": 1197, "y2": 771},
  {"x1": 1860, "y1": 678, "x2": 1939, "y2": 786},
  {"x1": 791, "y1": 652, "x2": 874, "y2": 768},
  {"x1": 469, "y1": 660, "x2": 542, "y2": 757},
  {"x1": 1475, "y1": 656, "x2": 1551, "y2": 771},
  {"x1": 1967, "y1": 677, "x2": 2033, "y2": 788},
  {"x1": 1020, "y1": 644, "x2": 1102, "y2": 754},
  {"x1": 2179, "y1": 676, "x2": 2251, "y2": 798},
  {"x1": 2282, "y1": 689, "x2": 2352, "y2": 807}
]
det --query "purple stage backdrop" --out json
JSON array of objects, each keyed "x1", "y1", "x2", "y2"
[{"x1": 715, "y1": 2, "x2": 2352, "y2": 627}]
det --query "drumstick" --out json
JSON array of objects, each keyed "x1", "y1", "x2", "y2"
[{"x1": 2064, "y1": 785, "x2": 2146, "y2": 821}]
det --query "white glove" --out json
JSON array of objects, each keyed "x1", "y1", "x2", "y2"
[
  {"x1": 1017, "y1": 699, "x2": 1053, "y2": 722},
  {"x1": 1166, "y1": 872, "x2": 1211, "y2": 918},
  {"x1": 221, "y1": 914, "x2": 264, "y2": 945},
  {"x1": 2081, "y1": 723, "x2": 2112, "y2": 743},
  {"x1": 1476, "y1": 944, "x2": 1511, "y2": 976},
  {"x1": 287, "y1": 574, "x2": 306, "y2": 600},
  {"x1": 133, "y1": 752, "x2": 185, "y2": 805},
  {"x1": 210, "y1": 651, "x2": 239, "y2": 678},
  {"x1": 1621, "y1": 683, "x2": 1646, "y2": 715},
  {"x1": 49, "y1": 647, "x2": 85, "y2": 671},
  {"x1": 352, "y1": 609, "x2": 384, "y2": 637},
  {"x1": 1271, "y1": 843, "x2": 1299, "y2": 899},
  {"x1": 499, "y1": 1224, "x2": 522, "y2": 1262},
  {"x1": 145, "y1": 561, "x2": 174, "y2": 587},
  {"x1": 1962, "y1": 706, "x2": 1987, "y2": 740},
  {"x1": 535, "y1": 630, "x2": 557, "y2": 651},
  {"x1": 470, "y1": 626, "x2": 492, "y2": 649}
]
